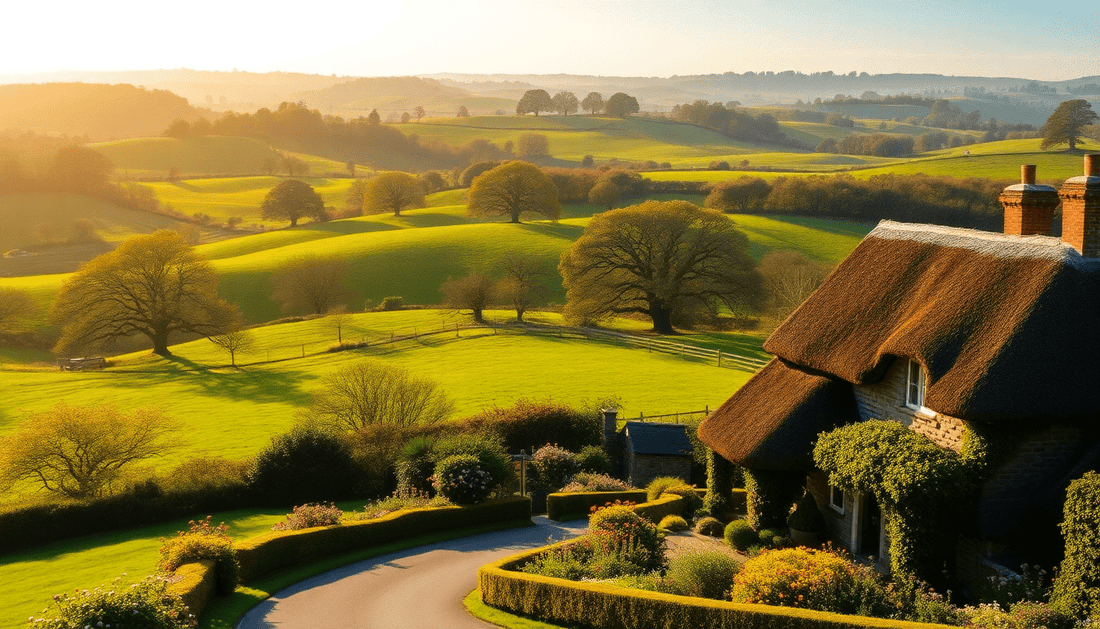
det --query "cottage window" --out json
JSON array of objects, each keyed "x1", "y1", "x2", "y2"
[
  {"x1": 829, "y1": 485, "x2": 845, "y2": 514},
  {"x1": 906, "y1": 359, "x2": 934, "y2": 415}
]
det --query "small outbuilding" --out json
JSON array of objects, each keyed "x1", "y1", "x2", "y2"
[{"x1": 620, "y1": 421, "x2": 693, "y2": 487}]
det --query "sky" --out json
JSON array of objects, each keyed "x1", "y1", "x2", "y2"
[{"x1": 1, "y1": 0, "x2": 1097, "y2": 81}]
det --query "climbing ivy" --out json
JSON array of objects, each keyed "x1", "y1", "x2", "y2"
[
  {"x1": 813, "y1": 420, "x2": 986, "y2": 582},
  {"x1": 703, "y1": 449, "x2": 736, "y2": 517},
  {"x1": 743, "y1": 468, "x2": 804, "y2": 531},
  {"x1": 1052, "y1": 471, "x2": 1100, "y2": 621}
]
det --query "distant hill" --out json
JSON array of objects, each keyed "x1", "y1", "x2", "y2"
[
  {"x1": 296, "y1": 76, "x2": 516, "y2": 118},
  {"x1": 0, "y1": 83, "x2": 206, "y2": 141}
]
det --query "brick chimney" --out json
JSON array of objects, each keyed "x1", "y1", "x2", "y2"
[
  {"x1": 1059, "y1": 154, "x2": 1100, "y2": 257},
  {"x1": 999, "y1": 164, "x2": 1058, "y2": 236}
]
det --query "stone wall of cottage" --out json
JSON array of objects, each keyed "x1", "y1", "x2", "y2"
[
  {"x1": 851, "y1": 358, "x2": 967, "y2": 452},
  {"x1": 626, "y1": 453, "x2": 693, "y2": 488}
]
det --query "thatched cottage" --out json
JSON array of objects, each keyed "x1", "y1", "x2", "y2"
[{"x1": 699, "y1": 157, "x2": 1100, "y2": 582}]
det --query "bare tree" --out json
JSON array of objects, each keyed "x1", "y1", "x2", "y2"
[
  {"x1": 301, "y1": 360, "x2": 453, "y2": 432},
  {"x1": 0, "y1": 404, "x2": 180, "y2": 499},
  {"x1": 441, "y1": 273, "x2": 496, "y2": 323},
  {"x1": 344, "y1": 178, "x2": 371, "y2": 216},
  {"x1": 757, "y1": 250, "x2": 831, "y2": 319},
  {"x1": 495, "y1": 251, "x2": 550, "y2": 321},
  {"x1": 208, "y1": 326, "x2": 255, "y2": 367},
  {"x1": 271, "y1": 254, "x2": 351, "y2": 315},
  {"x1": 328, "y1": 305, "x2": 352, "y2": 344}
]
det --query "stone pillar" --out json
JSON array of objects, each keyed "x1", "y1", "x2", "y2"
[
  {"x1": 999, "y1": 164, "x2": 1058, "y2": 236},
  {"x1": 602, "y1": 408, "x2": 618, "y2": 448},
  {"x1": 1059, "y1": 154, "x2": 1100, "y2": 257}
]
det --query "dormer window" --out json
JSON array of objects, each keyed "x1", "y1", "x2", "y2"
[{"x1": 906, "y1": 359, "x2": 934, "y2": 416}]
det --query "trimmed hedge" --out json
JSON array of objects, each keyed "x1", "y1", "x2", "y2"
[
  {"x1": 633, "y1": 495, "x2": 685, "y2": 524},
  {"x1": 479, "y1": 543, "x2": 959, "y2": 629},
  {"x1": 547, "y1": 491, "x2": 648, "y2": 521},
  {"x1": 167, "y1": 560, "x2": 217, "y2": 619},
  {"x1": 236, "y1": 496, "x2": 531, "y2": 583}
]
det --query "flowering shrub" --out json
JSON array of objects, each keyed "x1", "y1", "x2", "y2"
[
  {"x1": 730, "y1": 546, "x2": 891, "y2": 616},
  {"x1": 272, "y1": 503, "x2": 343, "y2": 531},
  {"x1": 977, "y1": 564, "x2": 1052, "y2": 607},
  {"x1": 589, "y1": 504, "x2": 665, "y2": 573},
  {"x1": 560, "y1": 472, "x2": 634, "y2": 493},
  {"x1": 432, "y1": 454, "x2": 493, "y2": 504},
  {"x1": 575, "y1": 445, "x2": 612, "y2": 474},
  {"x1": 158, "y1": 516, "x2": 238, "y2": 594},
  {"x1": 347, "y1": 490, "x2": 452, "y2": 521},
  {"x1": 29, "y1": 575, "x2": 194, "y2": 629},
  {"x1": 532, "y1": 444, "x2": 580, "y2": 489}
]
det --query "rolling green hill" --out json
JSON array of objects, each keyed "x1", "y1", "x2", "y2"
[
  {"x1": 0, "y1": 193, "x2": 188, "y2": 252},
  {"x1": 144, "y1": 176, "x2": 360, "y2": 227}
]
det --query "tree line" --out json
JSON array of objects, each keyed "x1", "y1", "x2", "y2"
[
  {"x1": 514, "y1": 90, "x2": 639, "y2": 117},
  {"x1": 666, "y1": 101, "x2": 806, "y2": 149}
]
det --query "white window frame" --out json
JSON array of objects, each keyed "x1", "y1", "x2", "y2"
[
  {"x1": 905, "y1": 359, "x2": 935, "y2": 417},
  {"x1": 829, "y1": 485, "x2": 845, "y2": 514}
]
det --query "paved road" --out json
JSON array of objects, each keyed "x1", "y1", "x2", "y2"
[{"x1": 236, "y1": 516, "x2": 587, "y2": 629}]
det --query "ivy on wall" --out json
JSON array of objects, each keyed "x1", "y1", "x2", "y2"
[{"x1": 1052, "y1": 471, "x2": 1100, "y2": 620}]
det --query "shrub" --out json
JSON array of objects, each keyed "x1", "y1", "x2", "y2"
[
  {"x1": 787, "y1": 492, "x2": 826, "y2": 532},
  {"x1": 1053, "y1": 471, "x2": 1100, "y2": 620},
  {"x1": 431, "y1": 432, "x2": 514, "y2": 497},
  {"x1": 433, "y1": 454, "x2": 493, "y2": 504},
  {"x1": 247, "y1": 426, "x2": 361, "y2": 505},
  {"x1": 459, "y1": 399, "x2": 602, "y2": 454},
  {"x1": 163, "y1": 456, "x2": 249, "y2": 493},
  {"x1": 560, "y1": 472, "x2": 634, "y2": 493},
  {"x1": 666, "y1": 549, "x2": 741, "y2": 600},
  {"x1": 379, "y1": 296, "x2": 404, "y2": 311},
  {"x1": 576, "y1": 444, "x2": 612, "y2": 474},
  {"x1": 658, "y1": 515, "x2": 689, "y2": 531},
  {"x1": 29, "y1": 575, "x2": 193, "y2": 629},
  {"x1": 646, "y1": 476, "x2": 686, "y2": 502},
  {"x1": 661, "y1": 484, "x2": 703, "y2": 518},
  {"x1": 272, "y1": 503, "x2": 344, "y2": 531},
  {"x1": 349, "y1": 492, "x2": 452, "y2": 520},
  {"x1": 757, "y1": 527, "x2": 777, "y2": 548},
  {"x1": 724, "y1": 519, "x2": 758, "y2": 551},
  {"x1": 159, "y1": 516, "x2": 239, "y2": 595},
  {"x1": 694, "y1": 516, "x2": 724, "y2": 537},
  {"x1": 731, "y1": 547, "x2": 891, "y2": 616},
  {"x1": 589, "y1": 504, "x2": 666, "y2": 573},
  {"x1": 532, "y1": 444, "x2": 581, "y2": 489}
]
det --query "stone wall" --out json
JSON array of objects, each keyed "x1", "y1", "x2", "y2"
[
  {"x1": 852, "y1": 358, "x2": 966, "y2": 452},
  {"x1": 627, "y1": 453, "x2": 692, "y2": 488}
]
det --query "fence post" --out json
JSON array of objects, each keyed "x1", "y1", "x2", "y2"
[
  {"x1": 301, "y1": 345, "x2": 305, "y2": 358},
  {"x1": 717, "y1": 350, "x2": 722, "y2": 367}
]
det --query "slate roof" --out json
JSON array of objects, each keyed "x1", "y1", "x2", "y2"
[{"x1": 623, "y1": 422, "x2": 693, "y2": 456}]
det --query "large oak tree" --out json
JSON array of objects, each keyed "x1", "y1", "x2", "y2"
[
  {"x1": 516, "y1": 89, "x2": 553, "y2": 116},
  {"x1": 363, "y1": 171, "x2": 425, "y2": 216},
  {"x1": 1041, "y1": 99, "x2": 1099, "y2": 150},
  {"x1": 559, "y1": 200, "x2": 763, "y2": 334},
  {"x1": 467, "y1": 161, "x2": 560, "y2": 223},
  {"x1": 260, "y1": 179, "x2": 326, "y2": 227},
  {"x1": 50, "y1": 230, "x2": 239, "y2": 356}
]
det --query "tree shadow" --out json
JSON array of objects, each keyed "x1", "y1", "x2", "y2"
[{"x1": 115, "y1": 355, "x2": 315, "y2": 406}]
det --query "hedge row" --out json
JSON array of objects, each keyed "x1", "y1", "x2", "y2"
[
  {"x1": 167, "y1": 560, "x2": 217, "y2": 619},
  {"x1": 546, "y1": 491, "x2": 649, "y2": 521},
  {"x1": 235, "y1": 496, "x2": 531, "y2": 583},
  {"x1": 633, "y1": 495, "x2": 685, "y2": 524},
  {"x1": 479, "y1": 543, "x2": 957, "y2": 629}
]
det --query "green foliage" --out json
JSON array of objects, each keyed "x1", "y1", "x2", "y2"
[
  {"x1": 432, "y1": 454, "x2": 493, "y2": 504},
  {"x1": 159, "y1": 516, "x2": 239, "y2": 595},
  {"x1": 787, "y1": 492, "x2": 826, "y2": 533},
  {"x1": 247, "y1": 426, "x2": 361, "y2": 506},
  {"x1": 364, "y1": 171, "x2": 426, "y2": 216},
  {"x1": 660, "y1": 484, "x2": 704, "y2": 519},
  {"x1": 604, "y1": 93, "x2": 640, "y2": 118},
  {"x1": 260, "y1": 179, "x2": 326, "y2": 227},
  {"x1": 731, "y1": 547, "x2": 892, "y2": 616},
  {"x1": 666, "y1": 549, "x2": 741, "y2": 600},
  {"x1": 1041, "y1": 99, "x2": 1098, "y2": 150},
  {"x1": 575, "y1": 445, "x2": 612, "y2": 474},
  {"x1": 957, "y1": 602, "x2": 1074, "y2": 629},
  {"x1": 460, "y1": 161, "x2": 500, "y2": 187},
  {"x1": 658, "y1": 515, "x2": 689, "y2": 531},
  {"x1": 430, "y1": 432, "x2": 514, "y2": 497},
  {"x1": 29, "y1": 575, "x2": 193, "y2": 629},
  {"x1": 704, "y1": 450, "x2": 737, "y2": 517},
  {"x1": 271, "y1": 503, "x2": 344, "y2": 531},
  {"x1": 813, "y1": 420, "x2": 985, "y2": 581},
  {"x1": 461, "y1": 398, "x2": 603, "y2": 454},
  {"x1": 379, "y1": 296, "x2": 404, "y2": 311},
  {"x1": 467, "y1": 161, "x2": 561, "y2": 223},
  {"x1": 743, "y1": 468, "x2": 803, "y2": 531},
  {"x1": 724, "y1": 519, "x2": 758, "y2": 551},
  {"x1": 559, "y1": 472, "x2": 634, "y2": 493},
  {"x1": 532, "y1": 444, "x2": 581, "y2": 490},
  {"x1": 646, "y1": 476, "x2": 687, "y2": 502},
  {"x1": 694, "y1": 516, "x2": 725, "y2": 537},
  {"x1": 1052, "y1": 471, "x2": 1100, "y2": 620},
  {"x1": 546, "y1": 490, "x2": 646, "y2": 521}
]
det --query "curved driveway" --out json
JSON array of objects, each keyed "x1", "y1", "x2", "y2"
[{"x1": 236, "y1": 516, "x2": 587, "y2": 629}]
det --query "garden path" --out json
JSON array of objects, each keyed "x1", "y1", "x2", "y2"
[{"x1": 235, "y1": 515, "x2": 587, "y2": 629}]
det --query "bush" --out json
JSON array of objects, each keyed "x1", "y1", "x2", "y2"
[
  {"x1": 431, "y1": 432, "x2": 514, "y2": 497},
  {"x1": 532, "y1": 444, "x2": 581, "y2": 489},
  {"x1": 159, "y1": 516, "x2": 239, "y2": 595},
  {"x1": 666, "y1": 549, "x2": 741, "y2": 600},
  {"x1": 560, "y1": 472, "x2": 634, "y2": 493},
  {"x1": 247, "y1": 427, "x2": 361, "y2": 505},
  {"x1": 731, "y1": 547, "x2": 891, "y2": 616},
  {"x1": 787, "y1": 492, "x2": 826, "y2": 532},
  {"x1": 379, "y1": 296, "x2": 404, "y2": 311},
  {"x1": 546, "y1": 491, "x2": 646, "y2": 521},
  {"x1": 724, "y1": 519, "x2": 758, "y2": 551},
  {"x1": 459, "y1": 398, "x2": 602, "y2": 454},
  {"x1": 350, "y1": 492, "x2": 452, "y2": 520},
  {"x1": 646, "y1": 476, "x2": 687, "y2": 502},
  {"x1": 589, "y1": 504, "x2": 666, "y2": 573},
  {"x1": 1053, "y1": 471, "x2": 1100, "y2": 620},
  {"x1": 162, "y1": 456, "x2": 249, "y2": 494},
  {"x1": 272, "y1": 503, "x2": 343, "y2": 531},
  {"x1": 576, "y1": 445, "x2": 612, "y2": 474},
  {"x1": 661, "y1": 484, "x2": 703, "y2": 518},
  {"x1": 30, "y1": 575, "x2": 193, "y2": 629},
  {"x1": 694, "y1": 516, "x2": 724, "y2": 537},
  {"x1": 658, "y1": 515, "x2": 689, "y2": 531},
  {"x1": 433, "y1": 454, "x2": 493, "y2": 504}
]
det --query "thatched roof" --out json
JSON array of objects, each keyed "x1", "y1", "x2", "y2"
[
  {"x1": 765, "y1": 221, "x2": 1100, "y2": 423},
  {"x1": 698, "y1": 359, "x2": 858, "y2": 470}
]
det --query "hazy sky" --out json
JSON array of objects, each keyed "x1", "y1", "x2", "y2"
[{"x1": 2, "y1": 0, "x2": 1097, "y2": 80}]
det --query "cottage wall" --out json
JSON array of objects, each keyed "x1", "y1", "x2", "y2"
[
  {"x1": 851, "y1": 358, "x2": 966, "y2": 452},
  {"x1": 628, "y1": 454, "x2": 692, "y2": 487}
]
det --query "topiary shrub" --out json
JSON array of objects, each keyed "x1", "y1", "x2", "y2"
[
  {"x1": 159, "y1": 516, "x2": 239, "y2": 595},
  {"x1": 658, "y1": 515, "x2": 689, "y2": 531},
  {"x1": 532, "y1": 444, "x2": 581, "y2": 490},
  {"x1": 731, "y1": 547, "x2": 891, "y2": 616},
  {"x1": 724, "y1": 519, "x2": 758, "y2": 551},
  {"x1": 666, "y1": 549, "x2": 741, "y2": 600},
  {"x1": 30, "y1": 574, "x2": 193, "y2": 629},
  {"x1": 433, "y1": 454, "x2": 493, "y2": 504},
  {"x1": 787, "y1": 491, "x2": 826, "y2": 533},
  {"x1": 646, "y1": 476, "x2": 686, "y2": 502},
  {"x1": 576, "y1": 444, "x2": 612, "y2": 474},
  {"x1": 272, "y1": 503, "x2": 343, "y2": 531},
  {"x1": 694, "y1": 516, "x2": 724, "y2": 537},
  {"x1": 247, "y1": 426, "x2": 361, "y2": 506},
  {"x1": 1052, "y1": 470, "x2": 1100, "y2": 620},
  {"x1": 743, "y1": 468, "x2": 803, "y2": 531}
]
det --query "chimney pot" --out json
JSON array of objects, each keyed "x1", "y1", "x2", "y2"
[
  {"x1": 1022, "y1": 164, "x2": 1036, "y2": 185},
  {"x1": 1059, "y1": 155, "x2": 1100, "y2": 257},
  {"x1": 1086, "y1": 154, "x2": 1100, "y2": 177}
]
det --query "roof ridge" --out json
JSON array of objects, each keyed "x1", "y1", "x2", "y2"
[{"x1": 871, "y1": 220, "x2": 1082, "y2": 263}]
